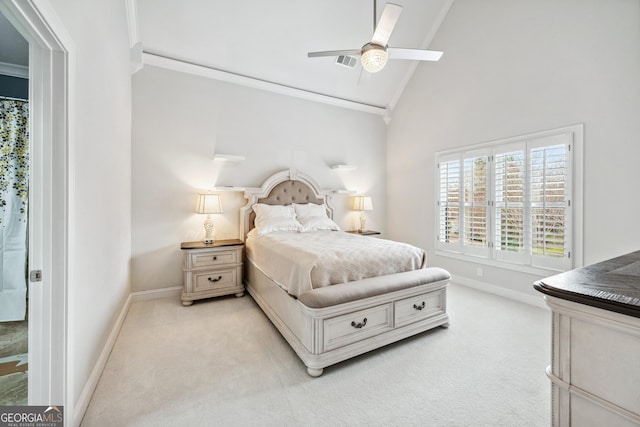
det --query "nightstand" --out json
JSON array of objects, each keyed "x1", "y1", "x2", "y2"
[
  {"x1": 346, "y1": 230, "x2": 381, "y2": 236},
  {"x1": 180, "y1": 239, "x2": 244, "y2": 306}
]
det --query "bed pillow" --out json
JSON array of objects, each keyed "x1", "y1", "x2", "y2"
[
  {"x1": 293, "y1": 203, "x2": 340, "y2": 232},
  {"x1": 252, "y1": 203, "x2": 302, "y2": 235},
  {"x1": 293, "y1": 203, "x2": 329, "y2": 219},
  {"x1": 298, "y1": 216, "x2": 340, "y2": 232}
]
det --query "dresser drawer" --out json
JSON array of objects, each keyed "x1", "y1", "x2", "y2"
[
  {"x1": 193, "y1": 268, "x2": 239, "y2": 292},
  {"x1": 323, "y1": 303, "x2": 393, "y2": 351},
  {"x1": 394, "y1": 290, "x2": 445, "y2": 328},
  {"x1": 189, "y1": 249, "x2": 238, "y2": 268}
]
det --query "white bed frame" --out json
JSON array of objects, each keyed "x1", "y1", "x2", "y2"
[{"x1": 241, "y1": 169, "x2": 450, "y2": 376}]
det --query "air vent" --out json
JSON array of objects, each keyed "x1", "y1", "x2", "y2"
[{"x1": 335, "y1": 55, "x2": 357, "y2": 68}]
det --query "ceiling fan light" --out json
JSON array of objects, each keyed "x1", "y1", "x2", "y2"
[{"x1": 361, "y1": 44, "x2": 388, "y2": 73}]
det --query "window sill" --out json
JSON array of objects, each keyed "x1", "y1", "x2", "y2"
[{"x1": 435, "y1": 250, "x2": 567, "y2": 277}]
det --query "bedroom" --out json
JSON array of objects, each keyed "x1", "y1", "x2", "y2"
[{"x1": 0, "y1": 0, "x2": 639, "y2": 425}]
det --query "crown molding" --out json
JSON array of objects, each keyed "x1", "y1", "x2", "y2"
[
  {"x1": 125, "y1": 0, "x2": 140, "y2": 48},
  {"x1": 0, "y1": 61, "x2": 28, "y2": 79},
  {"x1": 142, "y1": 52, "x2": 388, "y2": 117},
  {"x1": 125, "y1": 0, "x2": 143, "y2": 74}
]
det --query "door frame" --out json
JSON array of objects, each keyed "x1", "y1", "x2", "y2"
[{"x1": 0, "y1": 0, "x2": 70, "y2": 409}]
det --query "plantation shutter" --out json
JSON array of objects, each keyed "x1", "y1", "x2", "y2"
[
  {"x1": 462, "y1": 150, "x2": 489, "y2": 257},
  {"x1": 494, "y1": 142, "x2": 527, "y2": 264},
  {"x1": 529, "y1": 134, "x2": 572, "y2": 270},
  {"x1": 437, "y1": 154, "x2": 461, "y2": 251},
  {"x1": 435, "y1": 125, "x2": 576, "y2": 272}
]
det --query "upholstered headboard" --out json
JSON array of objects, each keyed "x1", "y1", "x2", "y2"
[
  {"x1": 256, "y1": 180, "x2": 324, "y2": 206},
  {"x1": 240, "y1": 169, "x2": 333, "y2": 240}
]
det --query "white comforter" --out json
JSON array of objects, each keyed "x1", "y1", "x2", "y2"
[{"x1": 245, "y1": 230, "x2": 426, "y2": 297}]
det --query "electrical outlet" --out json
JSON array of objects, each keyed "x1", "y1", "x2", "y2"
[{"x1": 476, "y1": 268, "x2": 483, "y2": 278}]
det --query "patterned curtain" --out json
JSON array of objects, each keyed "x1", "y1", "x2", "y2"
[{"x1": 0, "y1": 98, "x2": 29, "y2": 322}]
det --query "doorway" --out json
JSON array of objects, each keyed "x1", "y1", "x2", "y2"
[
  {"x1": 0, "y1": 0, "x2": 69, "y2": 410},
  {"x1": 0, "y1": 11, "x2": 29, "y2": 405}
]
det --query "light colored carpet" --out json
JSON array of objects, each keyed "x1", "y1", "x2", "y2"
[{"x1": 81, "y1": 284, "x2": 550, "y2": 427}]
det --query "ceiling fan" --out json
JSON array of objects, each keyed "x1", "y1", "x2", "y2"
[{"x1": 307, "y1": 1, "x2": 443, "y2": 73}]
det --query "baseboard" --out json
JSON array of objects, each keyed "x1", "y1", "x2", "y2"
[
  {"x1": 130, "y1": 286, "x2": 182, "y2": 302},
  {"x1": 72, "y1": 286, "x2": 181, "y2": 426},
  {"x1": 72, "y1": 292, "x2": 133, "y2": 427},
  {"x1": 451, "y1": 275, "x2": 549, "y2": 311}
]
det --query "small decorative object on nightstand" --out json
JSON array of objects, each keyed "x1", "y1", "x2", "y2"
[
  {"x1": 346, "y1": 230, "x2": 381, "y2": 236},
  {"x1": 180, "y1": 239, "x2": 244, "y2": 306}
]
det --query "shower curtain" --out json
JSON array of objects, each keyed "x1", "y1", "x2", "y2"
[{"x1": 0, "y1": 98, "x2": 29, "y2": 322}]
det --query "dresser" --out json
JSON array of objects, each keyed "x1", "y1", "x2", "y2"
[
  {"x1": 534, "y1": 251, "x2": 640, "y2": 426},
  {"x1": 180, "y1": 239, "x2": 244, "y2": 306}
]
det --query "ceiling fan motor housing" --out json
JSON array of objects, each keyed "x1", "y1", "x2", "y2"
[{"x1": 361, "y1": 43, "x2": 388, "y2": 73}]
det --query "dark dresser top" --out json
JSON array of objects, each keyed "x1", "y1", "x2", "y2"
[{"x1": 534, "y1": 250, "x2": 640, "y2": 318}]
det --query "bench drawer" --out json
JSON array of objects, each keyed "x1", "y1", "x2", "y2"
[
  {"x1": 394, "y1": 290, "x2": 445, "y2": 328},
  {"x1": 323, "y1": 303, "x2": 393, "y2": 351}
]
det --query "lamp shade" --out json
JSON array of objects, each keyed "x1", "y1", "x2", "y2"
[
  {"x1": 195, "y1": 193, "x2": 223, "y2": 214},
  {"x1": 352, "y1": 196, "x2": 373, "y2": 211}
]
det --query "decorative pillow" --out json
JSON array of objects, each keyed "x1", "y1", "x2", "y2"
[
  {"x1": 293, "y1": 203, "x2": 329, "y2": 219},
  {"x1": 293, "y1": 203, "x2": 339, "y2": 232},
  {"x1": 298, "y1": 216, "x2": 340, "y2": 232},
  {"x1": 252, "y1": 203, "x2": 301, "y2": 235},
  {"x1": 253, "y1": 203, "x2": 297, "y2": 220}
]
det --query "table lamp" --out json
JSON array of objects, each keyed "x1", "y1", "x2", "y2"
[{"x1": 195, "y1": 193, "x2": 223, "y2": 244}]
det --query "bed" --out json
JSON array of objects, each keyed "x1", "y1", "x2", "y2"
[{"x1": 241, "y1": 169, "x2": 450, "y2": 376}]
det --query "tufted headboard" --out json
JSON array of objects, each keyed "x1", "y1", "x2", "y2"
[{"x1": 240, "y1": 169, "x2": 333, "y2": 240}]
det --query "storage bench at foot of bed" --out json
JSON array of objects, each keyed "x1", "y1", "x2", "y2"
[{"x1": 245, "y1": 262, "x2": 450, "y2": 377}]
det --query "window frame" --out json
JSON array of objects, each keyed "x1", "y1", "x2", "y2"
[{"x1": 434, "y1": 125, "x2": 583, "y2": 274}]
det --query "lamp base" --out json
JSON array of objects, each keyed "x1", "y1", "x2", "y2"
[
  {"x1": 359, "y1": 212, "x2": 367, "y2": 233},
  {"x1": 203, "y1": 215, "x2": 215, "y2": 245}
]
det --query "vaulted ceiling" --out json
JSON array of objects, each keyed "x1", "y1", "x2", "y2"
[
  {"x1": 136, "y1": 0, "x2": 452, "y2": 112},
  {"x1": 1, "y1": 1, "x2": 453, "y2": 114}
]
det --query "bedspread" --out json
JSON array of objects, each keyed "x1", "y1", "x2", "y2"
[{"x1": 245, "y1": 230, "x2": 426, "y2": 297}]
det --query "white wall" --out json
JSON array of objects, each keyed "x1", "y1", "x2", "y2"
[
  {"x1": 47, "y1": 0, "x2": 132, "y2": 421},
  {"x1": 131, "y1": 65, "x2": 387, "y2": 292},
  {"x1": 387, "y1": 0, "x2": 640, "y2": 298}
]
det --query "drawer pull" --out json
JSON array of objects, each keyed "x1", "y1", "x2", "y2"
[
  {"x1": 413, "y1": 301, "x2": 426, "y2": 311},
  {"x1": 208, "y1": 276, "x2": 222, "y2": 283},
  {"x1": 212, "y1": 256, "x2": 218, "y2": 261},
  {"x1": 350, "y1": 318, "x2": 368, "y2": 329}
]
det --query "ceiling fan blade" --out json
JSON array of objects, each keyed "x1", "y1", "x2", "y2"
[
  {"x1": 387, "y1": 48, "x2": 443, "y2": 61},
  {"x1": 308, "y1": 49, "x2": 361, "y2": 58},
  {"x1": 371, "y1": 3, "x2": 403, "y2": 47}
]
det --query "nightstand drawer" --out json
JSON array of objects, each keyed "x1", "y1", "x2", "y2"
[
  {"x1": 193, "y1": 268, "x2": 238, "y2": 292},
  {"x1": 394, "y1": 290, "x2": 445, "y2": 328},
  {"x1": 323, "y1": 303, "x2": 393, "y2": 351},
  {"x1": 190, "y1": 249, "x2": 238, "y2": 268}
]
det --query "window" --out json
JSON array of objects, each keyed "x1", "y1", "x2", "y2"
[{"x1": 436, "y1": 126, "x2": 581, "y2": 272}]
